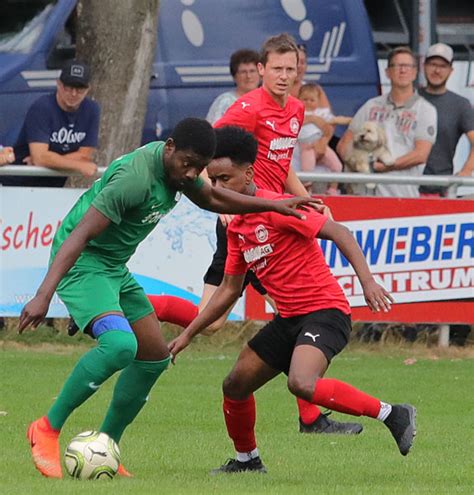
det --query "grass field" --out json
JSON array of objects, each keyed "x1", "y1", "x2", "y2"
[{"x1": 1, "y1": 328, "x2": 473, "y2": 494}]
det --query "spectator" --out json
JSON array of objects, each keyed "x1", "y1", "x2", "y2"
[
  {"x1": 0, "y1": 146, "x2": 15, "y2": 166},
  {"x1": 206, "y1": 49, "x2": 260, "y2": 125},
  {"x1": 337, "y1": 46, "x2": 437, "y2": 198},
  {"x1": 3, "y1": 59, "x2": 99, "y2": 187},
  {"x1": 290, "y1": 43, "x2": 309, "y2": 98},
  {"x1": 419, "y1": 43, "x2": 474, "y2": 197},
  {"x1": 294, "y1": 83, "x2": 350, "y2": 194},
  {"x1": 420, "y1": 43, "x2": 474, "y2": 346}
]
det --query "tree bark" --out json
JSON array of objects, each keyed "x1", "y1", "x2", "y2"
[{"x1": 67, "y1": 0, "x2": 160, "y2": 188}]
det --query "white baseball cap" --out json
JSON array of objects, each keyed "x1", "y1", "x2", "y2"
[{"x1": 426, "y1": 43, "x2": 453, "y2": 64}]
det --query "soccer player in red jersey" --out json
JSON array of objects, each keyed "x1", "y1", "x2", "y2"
[
  {"x1": 169, "y1": 127, "x2": 417, "y2": 473},
  {"x1": 214, "y1": 33, "x2": 308, "y2": 195},
  {"x1": 215, "y1": 33, "x2": 359, "y2": 433},
  {"x1": 152, "y1": 34, "x2": 358, "y2": 435}
]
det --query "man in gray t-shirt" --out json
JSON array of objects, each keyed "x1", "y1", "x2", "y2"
[
  {"x1": 419, "y1": 43, "x2": 474, "y2": 196},
  {"x1": 338, "y1": 47, "x2": 437, "y2": 198}
]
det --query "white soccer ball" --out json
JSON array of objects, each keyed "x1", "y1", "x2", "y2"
[{"x1": 64, "y1": 431, "x2": 120, "y2": 480}]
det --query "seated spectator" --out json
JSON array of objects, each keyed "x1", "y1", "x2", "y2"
[
  {"x1": 337, "y1": 46, "x2": 437, "y2": 198},
  {"x1": 3, "y1": 59, "x2": 100, "y2": 187},
  {"x1": 293, "y1": 83, "x2": 350, "y2": 194},
  {"x1": 0, "y1": 146, "x2": 15, "y2": 166},
  {"x1": 206, "y1": 49, "x2": 260, "y2": 125},
  {"x1": 419, "y1": 43, "x2": 474, "y2": 197}
]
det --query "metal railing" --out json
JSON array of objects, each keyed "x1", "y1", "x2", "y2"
[
  {"x1": 1, "y1": 164, "x2": 471, "y2": 346},
  {"x1": 297, "y1": 171, "x2": 474, "y2": 198},
  {"x1": 1, "y1": 166, "x2": 474, "y2": 197}
]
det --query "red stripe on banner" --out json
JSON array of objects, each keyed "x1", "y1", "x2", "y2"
[
  {"x1": 351, "y1": 301, "x2": 474, "y2": 324},
  {"x1": 244, "y1": 196, "x2": 474, "y2": 325},
  {"x1": 314, "y1": 196, "x2": 474, "y2": 221},
  {"x1": 245, "y1": 285, "x2": 474, "y2": 324}
]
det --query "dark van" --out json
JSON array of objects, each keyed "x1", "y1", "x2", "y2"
[{"x1": 0, "y1": 0, "x2": 379, "y2": 145}]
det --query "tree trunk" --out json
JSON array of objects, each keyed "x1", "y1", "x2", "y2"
[{"x1": 67, "y1": 0, "x2": 160, "y2": 188}]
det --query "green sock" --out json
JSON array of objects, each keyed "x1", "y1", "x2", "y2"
[
  {"x1": 100, "y1": 356, "x2": 171, "y2": 443},
  {"x1": 47, "y1": 331, "x2": 137, "y2": 430}
]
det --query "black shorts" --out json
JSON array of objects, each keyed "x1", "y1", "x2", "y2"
[
  {"x1": 203, "y1": 218, "x2": 267, "y2": 296},
  {"x1": 248, "y1": 309, "x2": 351, "y2": 375}
]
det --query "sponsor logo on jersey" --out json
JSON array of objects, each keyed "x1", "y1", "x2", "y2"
[
  {"x1": 142, "y1": 209, "x2": 168, "y2": 224},
  {"x1": 243, "y1": 243, "x2": 273, "y2": 263},
  {"x1": 50, "y1": 127, "x2": 86, "y2": 145},
  {"x1": 267, "y1": 136, "x2": 297, "y2": 161},
  {"x1": 290, "y1": 117, "x2": 300, "y2": 134},
  {"x1": 255, "y1": 224, "x2": 269, "y2": 243},
  {"x1": 269, "y1": 137, "x2": 297, "y2": 151}
]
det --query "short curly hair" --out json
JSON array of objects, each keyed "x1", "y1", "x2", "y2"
[
  {"x1": 229, "y1": 49, "x2": 260, "y2": 77},
  {"x1": 214, "y1": 126, "x2": 258, "y2": 166},
  {"x1": 171, "y1": 118, "x2": 216, "y2": 158}
]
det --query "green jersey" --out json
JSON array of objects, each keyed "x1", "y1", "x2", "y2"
[{"x1": 51, "y1": 141, "x2": 203, "y2": 268}]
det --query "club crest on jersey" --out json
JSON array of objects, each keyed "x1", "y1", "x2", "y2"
[
  {"x1": 290, "y1": 117, "x2": 300, "y2": 135},
  {"x1": 255, "y1": 224, "x2": 269, "y2": 243}
]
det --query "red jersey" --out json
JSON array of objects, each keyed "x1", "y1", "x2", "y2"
[
  {"x1": 225, "y1": 189, "x2": 351, "y2": 318},
  {"x1": 214, "y1": 87, "x2": 304, "y2": 194}
]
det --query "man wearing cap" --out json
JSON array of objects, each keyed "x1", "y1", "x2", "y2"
[
  {"x1": 6, "y1": 59, "x2": 100, "y2": 187},
  {"x1": 419, "y1": 43, "x2": 474, "y2": 197}
]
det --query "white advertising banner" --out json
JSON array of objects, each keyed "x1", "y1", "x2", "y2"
[{"x1": 0, "y1": 187, "x2": 245, "y2": 319}]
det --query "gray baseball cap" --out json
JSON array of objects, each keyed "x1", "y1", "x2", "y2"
[{"x1": 426, "y1": 43, "x2": 453, "y2": 64}]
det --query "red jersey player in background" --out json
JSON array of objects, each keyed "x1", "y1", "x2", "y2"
[
  {"x1": 150, "y1": 34, "x2": 362, "y2": 436},
  {"x1": 169, "y1": 127, "x2": 416, "y2": 474}
]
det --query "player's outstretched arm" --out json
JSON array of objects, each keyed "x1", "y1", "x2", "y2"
[
  {"x1": 18, "y1": 207, "x2": 111, "y2": 333},
  {"x1": 318, "y1": 219, "x2": 394, "y2": 313},
  {"x1": 168, "y1": 273, "x2": 245, "y2": 362},
  {"x1": 185, "y1": 181, "x2": 322, "y2": 219}
]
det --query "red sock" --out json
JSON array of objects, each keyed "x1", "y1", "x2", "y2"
[
  {"x1": 223, "y1": 395, "x2": 257, "y2": 453},
  {"x1": 147, "y1": 295, "x2": 198, "y2": 328},
  {"x1": 296, "y1": 398, "x2": 321, "y2": 424},
  {"x1": 312, "y1": 378, "x2": 381, "y2": 418}
]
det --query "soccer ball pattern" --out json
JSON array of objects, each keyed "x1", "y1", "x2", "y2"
[{"x1": 64, "y1": 431, "x2": 120, "y2": 480}]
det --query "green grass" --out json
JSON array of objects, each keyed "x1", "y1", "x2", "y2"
[{"x1": 0, "y1": 335, "x2": 473, "y2": 494}]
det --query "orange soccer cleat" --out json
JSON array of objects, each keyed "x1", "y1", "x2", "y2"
[
  {"x1": 26, "y1": 416, "x2": 62, "y2": 478},
  {"x1": 117, "y1": 463, "x2": 133, "y2": 477}
]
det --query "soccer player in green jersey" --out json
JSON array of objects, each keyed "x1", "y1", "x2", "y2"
[{"x1": 19, "y1": 118, "x2": 317, "y2": 479}]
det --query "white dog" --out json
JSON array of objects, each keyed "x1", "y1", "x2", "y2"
[{"x1": 344, "y1": 121, "x2": 394, "y2": 173}]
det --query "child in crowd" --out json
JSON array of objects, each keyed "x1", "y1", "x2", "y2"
[{"x1": 296, "y1": 83, "x2": 351, "y2": 194}]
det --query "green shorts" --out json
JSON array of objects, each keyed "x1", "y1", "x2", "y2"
[{"x1": 57, "y1": 264, "x2": 154, "y2": 331}]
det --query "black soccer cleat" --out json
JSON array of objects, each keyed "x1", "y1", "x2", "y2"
[
  {"x1": 67, "y1": 318, "x2": 80, "y2": 336},
  {"x1": 210, "y1": 457, "x2": 267, "y2": 475},
  {"x1": 299, "y1": 412, "x2": 363, "y2": 435},
  {"x1": 384, "y1": 404, "x2": 417, "y2": 456}
]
